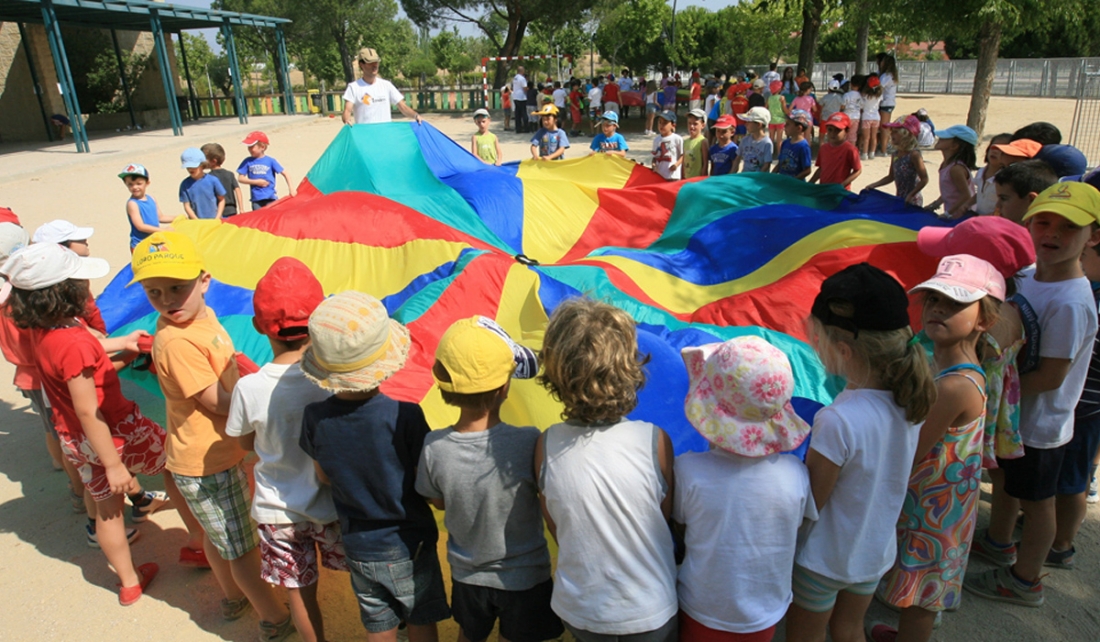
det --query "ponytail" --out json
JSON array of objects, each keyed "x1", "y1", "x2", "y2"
[{"x1": 882, "y1": 329, "x2": 937, "y2": 423}]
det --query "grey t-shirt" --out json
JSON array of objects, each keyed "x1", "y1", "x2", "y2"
[{"x1": 415, "y1": 423, "x2": 551, "y2": 590}]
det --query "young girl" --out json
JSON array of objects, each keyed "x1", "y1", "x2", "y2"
[
  {"x1": 179, "y1": 147, "x2": 225, "y2": 220},
  {"x1": 926, "y1": 125, "x2": 978, "y2": 219},
  {"x1": 869, "y1": 254, "x2": 1002, "y2": 642},
  {"x1": 3, "y1": 243, "x2": 165, "y2": 605},
  {"x1": 972, "y1": 133, "x2": 1013, "y2": 215},
  {"x1": 785, "y1": 263, "x2": 935, "y2": 642},
  {"x1": 791, "y1": 82, "x2": 818, "y2": 143},
  {"x1": 501, "y1": 84, "x2": 512, "y2": 131},
  {"x1": 645, "y1": 79, "x2": 660, "y2": 136},
  {"x1": 866, "y1": 115, "x2": 929, "y2": 206},
  {"x1": 676, "y1": 336, "x2": 815, "y2": 642},
  {"x1": 535, "y1": 298, "x2": 677, "y2": 642},
  {"x1": 876, "y1": 54, "x2": 899, "y2": 156},
  {"x1": 780, "y1": 66, "x2": 798, "y2": 101},
  {"x1": 766, "y1": 81, "x2": 789, "y2": 147},
  {"x1": 842, "y1": 76, "x2": 863, "y2": 144},
  {"x1": 859, "y1": 74, "x2": 884, "y2": 161}
]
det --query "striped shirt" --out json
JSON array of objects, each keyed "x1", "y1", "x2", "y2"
[{"x1": 1076, "y1": 283, "x2": 1100, "y2": 419}]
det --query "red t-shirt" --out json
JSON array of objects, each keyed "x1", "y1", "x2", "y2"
[
  {"x1": 816, "y1": 141, "x2": 862, "y2": 189},
  {"x1": 602, "y1": 82, "x2": 620, "y2": 103},
  {"x1": 730, "y1": 97, "x2": 749, "y2": 115},
  {"x1": 35, "y1": 324, "x2": 137, "y2": 437},
  {"x1": 84, "y1": 298, "x2": 107, "y2": 335},
  {"x1": 690, "y1": 82, "x2": 701, "y2": 100},
  {"x1": 0, "y1": 301, "x2": 39, "y2": 390}
]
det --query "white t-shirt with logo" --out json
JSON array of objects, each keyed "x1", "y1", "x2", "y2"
[
  {"x1": 552, "y1": 88, "x2": 567, "y2": 108},
  {"x1": 343, "y1": 77, "x2": 404, "y2": 124},
  {"x1": 512, "y1": 73, "x2": 528, "y2": 101}
]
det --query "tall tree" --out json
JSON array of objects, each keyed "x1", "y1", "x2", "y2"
[
  {"x1": 796, "y1": 0, "x2": 827, "y2": 74},
  {"x1": 593, "y1": 0, "x2": 671, "y2": 73}
]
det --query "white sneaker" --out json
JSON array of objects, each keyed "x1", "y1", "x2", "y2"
[{"x1": 1088, "y1": 474, "x2": 1098, "y2": 504}]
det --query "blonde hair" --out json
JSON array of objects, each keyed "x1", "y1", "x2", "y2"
[
  {"x1": 892, "y1": 127, "x2": 917, "y2": 152},
  {"x1": 810, "y1": 302, "x2": 936, "y2": 423},
  {"x1": 538, "y1": 298, "x2": 649, "y2": 424}
]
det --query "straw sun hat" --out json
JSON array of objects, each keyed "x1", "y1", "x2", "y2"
[{"x1": 301, "y1": 291, "x2": 410, "y2": 392}]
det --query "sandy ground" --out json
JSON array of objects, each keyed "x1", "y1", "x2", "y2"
[{"x1": 1, "y1": 94, "x2": 1098, "y2": 641}]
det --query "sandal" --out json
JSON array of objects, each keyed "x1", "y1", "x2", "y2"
[{"x1": 119, "y1": 562, "x2": 158, "y2": 606}]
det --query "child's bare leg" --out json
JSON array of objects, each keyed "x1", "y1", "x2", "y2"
[
  {"x1": 896, "y1": 605, "x2": 937, "y2": 642},
  {"x1": 288, "y1": 583, "x2": 324, "y2": 642},
  {"x1": 60, "y1": 454, "x2": 86, "y2": 504},
  {"x1": 228, "y1": 546, "x2": 288, "y2": 623},
  {"x1": 986, "y1": 468, "x2": 1019, "y2": 545},
  {"x1": 828, "y1": 590, "x2": 874, "y2": 642},
  {"x1": 783, "y1": 603, "x2": 830, "y2": 642},
  {"x1": 96, "y1": 493, "x2": 139, "y2": 587},
  {"x1": 368, "y1": 629, "x2": 398, "y2": 642},
  {"x1": 1014, "y1": 497, "x2": 1056, "y2": 581},
  {"x1": 163, "y1": 471, "x2": 204, "y2": 550},
  {"x1": 408, "y1": 623, "x2": 438, "y2": 642},
  {"x1": 1053, "y1": 491, "x2": 1087, "y2": 551},
  {"x1": 205, "y1": 535, "x2": 245, "y2": 601},
  {"x1": 84, "y1": 487, "x2": 96, "y2": 519},
  {"x1": 869, "y1": 124, "x2": 880, "y2": 155},
  {"x1": 44, "y1": 431, "x2": 65, "y2": 470}
]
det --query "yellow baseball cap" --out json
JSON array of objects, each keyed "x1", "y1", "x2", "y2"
[
  {"x1": 1022, "y1": 182, "x2": 1100, "y2": 227},
  {"x1": 434, "y1": 316, "x2": 538, "y2": 394},
  {"x1": 128, "y1": 231, "x2": 205, "y2": 285}
]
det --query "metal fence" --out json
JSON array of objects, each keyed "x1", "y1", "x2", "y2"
[{"x1": 1069, "y1": 68, "x2": 1100, "y2": 168}]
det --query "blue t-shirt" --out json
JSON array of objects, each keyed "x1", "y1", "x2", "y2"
[
  {"x1": 127, "y1": 195, "x2": 159, "y2": 248},
  {"x1": 237, "y1": 155, "x2": 284, "y2": 202},
  {"x1": 590, "y1": 132, "x2": 629, "y2": 153},
  {"x1": 178, "y1": 174, "x2": 226, "y2": 220},
  {"x1": 709, "y1": 141, "x2": 739, "y2": 176},
  {"x1": 775, "y1": 138, "x2": 813, "y2": 178},
  {"x1": 299, "y1": 393, "x2": 438, "y2": 562},
  {"x1": 531, "y1": 128, "x2": 570, "y2": 159},
  {"x1": 737, "y1": 135, "x2": 774, "y2": 173}
]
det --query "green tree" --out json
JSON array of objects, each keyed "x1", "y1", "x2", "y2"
[
  {"x1": 431, "y1": 29, "x2": 476, "y2": 85},
  {"x1": 594, "y1": 0, "x2": 671, "y2": 72},
  {"x1": 178, "y1": 33, "x2": 215, "y2": 95}
]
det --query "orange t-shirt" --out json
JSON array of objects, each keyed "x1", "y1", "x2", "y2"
[{"x1": 154, "y1": 307, "x2": 245, "y2": 477}]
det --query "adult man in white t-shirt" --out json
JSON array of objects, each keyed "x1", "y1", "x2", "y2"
[
  {"x1": 342, "y1": 47, "x2": 421, "y2": 125},
  {"x1": 761, "y1": 63, "x2": 781, "y2": 99},
  {"x1": 512, "y1": 66, "x2": 529, "y2": 133}
]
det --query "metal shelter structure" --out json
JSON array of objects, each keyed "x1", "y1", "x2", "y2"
[{"x1": 0, "y1": 0, "x2": 293, "y2": 152}]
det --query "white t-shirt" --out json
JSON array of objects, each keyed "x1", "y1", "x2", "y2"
[
  {"x1": 226, "y1": 362, "x2": 337, "y2": 524},
  {"x1": 674, "y1": 450, "x2": 816, "y2": 634},
  {"x1": 512, "y1": 73, "x2": 528, "y2": 101},
  {"x1": 881, "y1": 72, "x2": 897, "y2": 106},
  {"x1": 795, "y1": 389, "x2": 920, "y2": 583},
  {"x1": 761, "y1": 70, "x2": 781, "y2": 96},
  {"x1": 652, "y1": 133, "x2": 684, "y2": 180},
  {"x1": 552, "y1": 88, "x2": 567, "y2": 108},
  {"x1": 1017, "y1": 268, "x2": 1098, "y2": 448},
  {"x1": 842, "y1": 90, "x2": 862, "y2": 118},
  {"x1": 343, "y1": 77, "x2": 404, "y2": 124},
  {"x1": 587, "y1": 86, "x2": 602, "y2": 109},
  {"x1": 860, "y1": 94, "x2": 882, "y2": 121},
  {"x1": 704, "y1": 94, "x2": 718, "y2": 116},
  {"x1": 973, "y1": 166, "x2": 999, "y2": 215}
]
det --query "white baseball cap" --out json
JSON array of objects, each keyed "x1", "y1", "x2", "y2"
[
  {"x1": 32, "y1": 219, "x2": 94, "y2": 244},
  {"x1": 1, "y1": 243, "x2": 110, "y2": 290},
  {"x1": 0, "y1": 223, "x2": 29, "y2": 262}
]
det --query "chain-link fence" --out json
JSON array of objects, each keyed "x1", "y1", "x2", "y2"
[{"x1": 1069, "y1": 66, "x2": 1100, "y2": 169}]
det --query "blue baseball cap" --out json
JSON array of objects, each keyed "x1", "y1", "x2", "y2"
[
  {"x1": 599, "y1": 111, "x2": 620, "y2": 125},
  {"x1": 936, "y1": 125, "x2": 978, "y2": 146},
  {"x1": 657, "y1": 109, "x2": 677, "y2": 123},
  {"x1": 118, "y1": 163, "x2": 149, "y2": 180},
  {"x1": 180, "y1": 147, "x2": 206, "y2": 169},
  {"x1": 1035, "y1": 144, "x2": 1088, "y2": 178}
]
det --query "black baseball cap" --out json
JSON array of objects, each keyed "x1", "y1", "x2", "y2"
[{"x1": 811, "y1": 263, "x2": 910, "y2": 337}]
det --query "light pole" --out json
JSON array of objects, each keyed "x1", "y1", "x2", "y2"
[{"x1": 670, "y1": 0, "x2": 678, "y2": 70}]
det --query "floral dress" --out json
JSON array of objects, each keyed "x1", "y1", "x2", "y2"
[
  {"x1": 980, "y1": 332, "x2": 1025, "y2": 467},
  {"x1": 893, "y1": 150, "x2": 923, "y2": 206},
  {"x1": 878, "y1": 364, "x2": 985, "y2": 612}
]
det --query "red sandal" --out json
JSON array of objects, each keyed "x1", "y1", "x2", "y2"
[{"x1": 118, "y1": 562, "x2": 158, "y2": 606}]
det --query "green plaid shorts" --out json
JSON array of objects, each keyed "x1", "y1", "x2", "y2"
[{"x1": 174, "y1": 464, "x2": 258, "y2": 560}]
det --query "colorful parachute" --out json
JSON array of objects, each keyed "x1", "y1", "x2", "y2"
[{"x1": 100, "y1": 123, "x2": 949, "y2": 455}]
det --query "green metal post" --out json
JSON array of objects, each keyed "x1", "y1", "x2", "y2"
[
  {"x1": 149, "y1": 9, "x2": 183, "y2": 135},
  {"x1": 175, "y1": 32, "x2": 199, "y2": 121},
  {"x1": 110, "y1": 29, "x2": 138, "y2": 130},
  {"x1": 275, "y1": 26, "x2": 294, "y2": 115},
  {"x1": 222, "y1": 21, "x2": 248, "y2": 124},
  {"x1": 40, "y1": 0, "x2": 88, "y2": 152}
]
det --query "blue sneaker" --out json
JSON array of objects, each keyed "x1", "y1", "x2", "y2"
[{"x1": 85, "y1": 523, "x2": 140, "y2": 548}]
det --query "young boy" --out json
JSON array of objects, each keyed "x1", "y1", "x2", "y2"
[
  {"x1": 587, "y1": 78, "x2": 602, "y2": 129},
  {"x1": 651, "y1": 110, "x2": 684, "y2": 180},
  {"x1": 708, "y1": 115, "x2": 738, "y2": 176},
  {"x1": 773, "y1": 109, "x2": 813, "y2": 180},
  {"x1": 202, "y1": 144, "x2": 245, "y2": 217},
  {"x1": 119, "y1": 164, "x2": 172, "y2": 250},
  {"x1": 965, "y1": 183, "x2": 1100, "y2": 607},
  {"x1": 470, "y1": 109, "x2": 502, "y2": 166},
  {"x1": 529, "y1": 105, "x2": 570, "y2": 161},
  {"x1": 994, "y1": 160, "x2": 1059, "y2": 223},
  {"x1": 682, "y1": 108, "x2": 710, "y2": 179},
  {"x1": 809, "y1": 113, "x2": 862, "y2": 189},
  {"x1": 415, "y1": 316, "x2": 563, "y2": 642},
  {"x1": 237, "y1": 131, "x2": 295, "y2": 210},
  {"x1": 732, "y1": 106, "x2": 773, "y2": 173},
  {"x1": 589, "y1": 112, "x2": 629, "y2": 157},
  {"x1": 299, "y1": 291, "x2": 450, "y2": 641},
  {"x1": 131, "y1": 232, "x2": 293, "y2": 638}
]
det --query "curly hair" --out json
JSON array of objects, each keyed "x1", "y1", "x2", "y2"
[
  {"x1": 6, "y1": 279, "x2": 89, "y2": 329},
  {"x1": 538, "y1": 298, "x2": 649, "y2": 424}
]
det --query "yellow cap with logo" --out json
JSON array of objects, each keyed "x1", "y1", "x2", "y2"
[
  {"x1": 128, "y1": 231, "x2": 205, "y2": 285},
  {"x1": 434, "y1": 316, "x2": 539, "y2": 394},
  {"x1": 1022, "y1": 182, "x2": 1100, "y2": 227}
]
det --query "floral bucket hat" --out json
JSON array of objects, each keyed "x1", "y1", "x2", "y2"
[{"x1": 681, "y1": 336, "x2": 810, "y2": 457}]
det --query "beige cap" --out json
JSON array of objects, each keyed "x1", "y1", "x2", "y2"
[{"x1": 358, "y1": 48, "x2": 380, "y2": 63}]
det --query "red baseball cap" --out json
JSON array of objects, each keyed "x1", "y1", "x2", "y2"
[
  {"x1": 253, "y1": 257, "x2": 325, "y2": 341},
  {"x1": 824, "y1": 112, "x2": 851, "y2": 129},
  {"x1": 0, "y1": 207, "x2": 20, "y2": 225},
  {"x1": 917, "y1": 217, "x2": 1035, "y2": 279},
  {"x1": 711, "y1": 114, "x2": 737, "y2": 130},
  {"x1": 769, "y1": 80, "x2": 782, "y2": 94},
  {"x1": 242, "y1": 131, "x2": 270, "y2": 146}
]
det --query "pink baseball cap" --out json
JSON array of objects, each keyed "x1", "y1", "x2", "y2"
[
  {"x1": 917, "y1": 217, "x2": 1035, "y2": 279},
  {"x1": 882, "y1": 114, "x2": 921, "y2": 138},
  {"x1": 910, "y1": 254, "x2": 1007, "y2": 303},
  {"x1": 769, "y1": 80, "x2": 782, "y2": 94}
]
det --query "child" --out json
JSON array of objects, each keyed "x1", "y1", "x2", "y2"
[
  {"x1": 682, "y1": 108, "x2": 709, "y2": 179},
  {"x1": 704, "y1": 82, "x2": 720, "y2": 121},
  {"x1": 784, "y1": 263, "x2": 935, "y2": 642},
  {"x1": 179, "y1": 147, "x2": 226, "y2": 220},
  {"x1": 226, "y1": 258, "x2": 347, "y2": 642},
  {"x1": 972, "y1": 133, "x2": 1015, "y2": 215},
  {"x1": 820, "y1": 79, "x2": 845, "y2": 125},
  {"x1": 791, "y1": 81, "x2": 818, "y2": 143},
  {"x1": 675, "y1": 336, "x2": 815, "y2": 641},
  {"x1": 729, "y1": 83, "x2": 750, "y2": 142},
  {"x1": 644, "y1": 79, "x2": 660, "y2": 136},
  {"x1": 568, "y1": 80, "x2": 585, "y2": 137},
  {"x1": 842, "y1": 76, "x2": 863, "y2": 143},
  {"x1": 299, "y1": 291, "x2": 450, "y2": 640},
  {"x1": 31, "y1": 220, "x2": 108, "y2": 336},
  {"x1": 501, "y1": 85, "x2": 512, "y2": 131},
  {"x1": 529, "y1": 105, "x2": 570, "y2": 161},
  {"x1": 651, "y1": 110, "x2": 684, "y2": 181},
  {"x1": 926, "y1": 125, "x2": 977, "y2": 219},
  {"x1": 589, "y1": 112, "x2": 629, "y2": 157},
  {"x1": 773, "y1": 109, "x2": 813, "y2": 180},
  {"x1": 602, "y1": 76, "x2": 620, "y2": 115},
  {"x1": 552, "y1": 81, "x2": 567, "y2": 111},
  {"x1": 747, "y1": 79, "x2": 766, "y2": 110},
  {"x1": 914, "y1": 108, "x2": 936, "y2": 148},
  {"x1": 859, "y1": 74, "x2": 883, "y2": 161},
  {"x1": 415, "y1": 316, "x2": 563, "y2": 642},
  {"x1": 992, "y1": 160, "x2": 1058, "y2": 223},
  {"x1": 470, "y1": 109, "x2": 502, "y2": 166},
  {"x1": 866, "y1": 115, "x2": 928, "y2": 205},
  {"x1": 587, "y1": 79, "x2": 602, "y2": 128},
  {"x1": 965, "y1": 183, "x2": 1100, "y2": 607},
  {"x1": 3, "y1": 243, "x2": 166, "y2": 605},
  {"x1": 535, "y1": 298, "x2": 677, "y2": 642},
  {"x1": 809, "y1": 113, "x2": 862, "y2": 190},
  {"x1": 708, "y1": 115, "x2": 739, "y2": 177},
  {"x1": 237, "y1": 131, "x2": 295, "y2": 210},
  {"x1": 119, "y1": 164, "x2": 172, "y2": 250},
  {"x1": 131, "y1": 232, "x2": 293, "y2": 637},
  {"x1": 871, "y1": 255, "x2": 1002, "y2": 642},
  {"x1": 766, "y1": 81, "x2": 788, "y2": 147},
  {"x1": 201, "y1": 144, "x2": 244, "y2": 218},
  {"x1": 732, "y1": 106, "x2": 773, "y2": 173}
]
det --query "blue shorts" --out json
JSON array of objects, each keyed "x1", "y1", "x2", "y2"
[
  {"x1": 1057, "y1": 413, "x2": 1100, "y2": 495},
  {"x1": 735, "y1": 124, "x2": 747, "y2": 136},
  {"x1": 791, "y1": 564, "x2": 878, "y2": 613},
  {"x1": 646, "y1": 103, "x2": 659, "y2": 114},
  {"x1": 348, "y1": 548, "x2": 451, "y2": 633}
]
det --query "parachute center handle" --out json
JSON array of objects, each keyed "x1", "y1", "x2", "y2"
[{"x1": 514, "y1": 253, "x2": 540, "y2": 266}]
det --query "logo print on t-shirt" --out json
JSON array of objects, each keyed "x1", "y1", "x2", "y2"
[{"x1": 362, "y1": 95, "x2": 372, "y2": 105}]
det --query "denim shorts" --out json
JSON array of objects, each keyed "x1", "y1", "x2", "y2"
[{"x1": 347, "y1": 548, "x2": 451, "y2": 633}]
